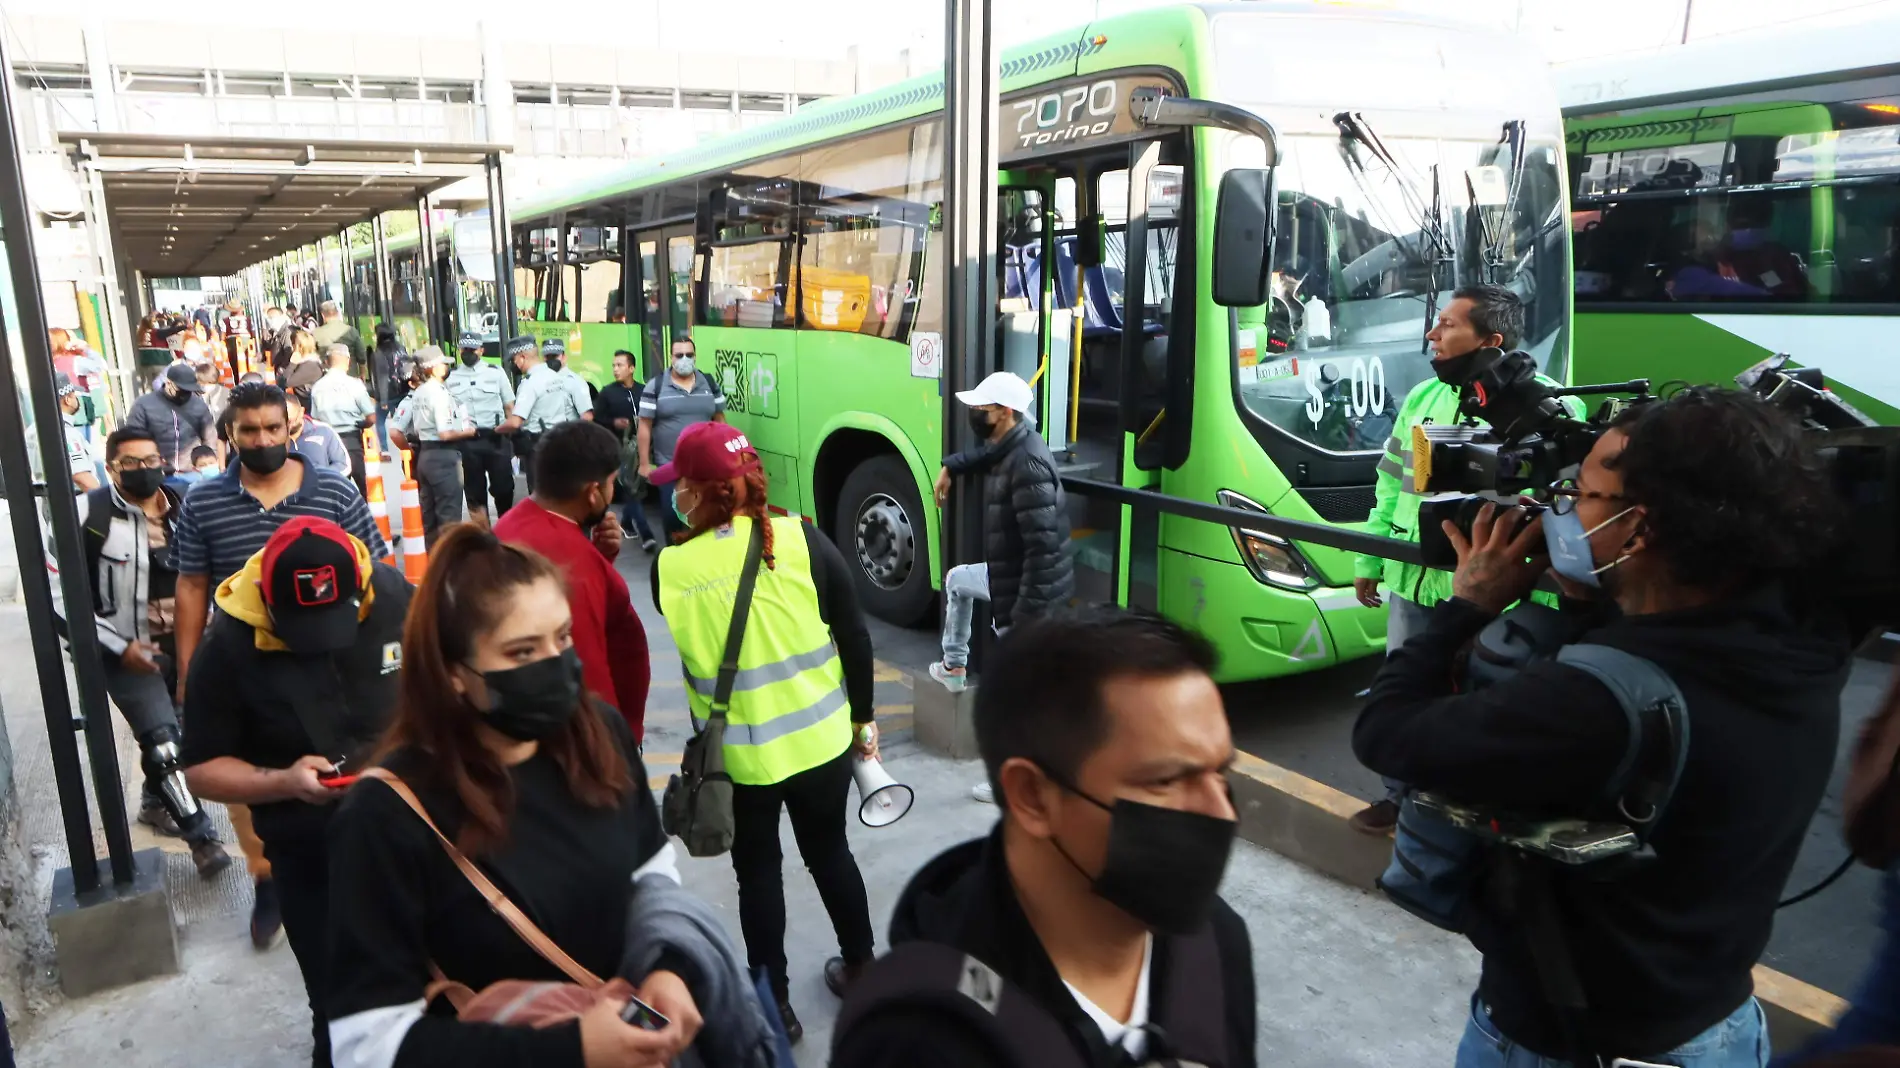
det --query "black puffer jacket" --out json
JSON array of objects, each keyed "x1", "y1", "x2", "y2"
[{"x1": 945, "y1": 421, "x2": 1073, "y2": 627}]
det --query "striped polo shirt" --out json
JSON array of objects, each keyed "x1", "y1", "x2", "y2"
[{"x1": 174, "y1": 455, "x2": 388, "y2": 585}]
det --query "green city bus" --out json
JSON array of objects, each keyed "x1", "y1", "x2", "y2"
[
  {"x1": 330, "y1": 3, "x2": 1575, "y2": 683},
  {"x1": 1558, "y1": 21, "x2": 1900, "y2": 419}
]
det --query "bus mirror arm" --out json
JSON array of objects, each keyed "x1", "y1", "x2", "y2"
[
  {"x1": 1128, "y1": 90, "x2": 1286, "y2": 309},
  {"x1": 1129, "y1": 89, "x2": 1280, "y2": 167}
]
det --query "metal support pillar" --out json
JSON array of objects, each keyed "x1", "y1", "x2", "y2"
[
  {"x1": 339, "y1": 226, "x2": 355, "y2": 321},
  {"x1": 941, "y1": 0, "x2": 1000, "y2": 663},
  {"x1": 486, "y1": 152, "x2": 517, "y2": 342},
  {"x1": 77, "y1": 154, "x2": 136, "y2": 415},
  {"x1": 0, "y1": 27, "x2": 132, "y2": 891},
  {"x1": 370, "y1": 215, "x2": 393, "y2": 327},
  {"x1": 415, "y1": 198, "x2": 437, "y2": 346}
]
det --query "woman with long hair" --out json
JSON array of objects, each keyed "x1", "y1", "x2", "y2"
[
  {"x1": 649, "y1": 421, "x2": 879, "y2": 1041},
  {"x1": 326, "y1": 526, "x2": 702, "y2": 1067}
]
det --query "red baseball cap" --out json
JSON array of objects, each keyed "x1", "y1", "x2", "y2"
[
  {"x1": 260, "y1": 516, "x2": 366, "y2": 653},
  {"x1": 649, "y1": 422, "x2": 761, "y2": 485}
]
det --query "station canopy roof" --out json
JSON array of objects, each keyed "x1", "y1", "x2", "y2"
[{"x1": 57, "y1": 133, "x2": 509, "y2": 278}]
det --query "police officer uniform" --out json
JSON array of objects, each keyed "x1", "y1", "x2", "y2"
[
  {"x1": 510, "y1": 336, "x2": 590, "y2": 493},
  {"x1": 446, "y1": 330, "x2": 516, "y2": 519},
  {"x1": 398, "y1": 346, "x2": 470, "y2": 547}
]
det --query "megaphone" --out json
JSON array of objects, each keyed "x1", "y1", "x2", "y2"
[{"x1": 852, "y1": 757, "x2": 914, "y2": 828}]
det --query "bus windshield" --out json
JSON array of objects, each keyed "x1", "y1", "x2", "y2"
[{"x1": 1234, "y1": 128, "x2": 1569, "y2": 454}]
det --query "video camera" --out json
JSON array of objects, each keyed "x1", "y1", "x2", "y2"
[{"x1": 1413, "y1": 352, "x2": 1900, "y2": 627}]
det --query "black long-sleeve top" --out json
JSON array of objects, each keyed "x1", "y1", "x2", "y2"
[
  {"x1": 325, "y1": 707, "x2": 674, "y2": 1068},
  {"x1": 1353, "y1": 591, "x2": 1846, "y2": 1058},
  {"x1": 651, "y1": 518, "x2": 875, "y2": 723}
]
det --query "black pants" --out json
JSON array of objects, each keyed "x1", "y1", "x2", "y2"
[
  {"x1": 515, "y1": 431, "x2": 541, "y2": 494},
  {"x1": 459, "y1": 432, "x2": 516, "y2": 517},
  {"x1": 341, "y1": 436, "x2": 366, "y2": 498},
  {"x1": 98, "y1": 648, "x2": 215, "y2": 847},
  {"x1": 729, "y1": 746, "x2": 875, "y2": 989},
  {"x1": 263, "y1": 835, "x2": 331, "y2": 1068}
]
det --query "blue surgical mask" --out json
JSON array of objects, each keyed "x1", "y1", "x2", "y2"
[{"x1": 1544, "y1": 503, "x2": 1636, "y2": 587}]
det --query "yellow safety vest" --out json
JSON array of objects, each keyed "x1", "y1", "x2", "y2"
[{"x1": 658, "y1": 515, "x2": 851, "y2": 786}]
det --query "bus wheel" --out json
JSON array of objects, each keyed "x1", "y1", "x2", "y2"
[{"x1": 835, "y1": 454, "x2": 933, "y2": 626}]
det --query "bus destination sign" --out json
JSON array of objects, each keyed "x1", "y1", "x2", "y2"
[{"x1": 1001, "y1": 73, "x2": 1181, "y2": 163}]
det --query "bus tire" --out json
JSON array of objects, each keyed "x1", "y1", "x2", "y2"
[{"x1": 834, "y1": 454, "x2": 933, "y2": 627}]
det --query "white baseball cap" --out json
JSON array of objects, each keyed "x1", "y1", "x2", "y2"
[{"x1": 955, "y1": 371, "x2": 1034, "y2": 415}]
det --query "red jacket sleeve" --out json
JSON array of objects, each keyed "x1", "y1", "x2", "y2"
[{"x1": 600, "y1": 559, "x2": 651, "y2": 744}]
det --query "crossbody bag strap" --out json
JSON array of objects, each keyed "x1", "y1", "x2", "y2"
[
  {"x1": 360, "y1": 768, "x2": 603, "y2": 989},
  {"x1": 707, "y1": 518, "x2": 768, "y2": 726}
]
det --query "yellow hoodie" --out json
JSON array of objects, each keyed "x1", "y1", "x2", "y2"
[{"x1": 214, "y1": 532, "x2": 379, "y2": 652}]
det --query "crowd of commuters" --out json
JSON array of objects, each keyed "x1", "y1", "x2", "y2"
[{"x1": 42, "y1": 286, "x2": 1900, "y2": 1068}]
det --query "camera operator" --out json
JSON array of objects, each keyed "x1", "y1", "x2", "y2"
[
  {"x1": 1349, "y1": 284, "x2": 1571, "y2": 835},
  {"x1": 1353, "y1": 386, "x2": 1848, "y2": 1067}
]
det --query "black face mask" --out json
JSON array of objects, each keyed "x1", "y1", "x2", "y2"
[
  {"x1": 164, "y1": 385, "x2": 193, "y2": 406},
  {"x1": 238, "y1": 442, "x2": 289, "y2": 475},
  {"x1": 475, "y1": 647, "x2": 584, "y2": 741},
  {"x1": 1431, "y1": 348, "x2": 1480, "y2": 387},
  {"x1": 118, "y1": 468, "x2": 165, "y2": 500},
  {"x1": 546, "y1": 357, "x2": 565, "y2": 373},
  {"x1": 967, "y1": 408, "x2": 993, "y2": 438},
  {"x1": 460, "y1": 350, "x2": 482, "y2": 368},
  {"x1": 1047, "y1": 774, "x2": 1237, "y2": 936}
]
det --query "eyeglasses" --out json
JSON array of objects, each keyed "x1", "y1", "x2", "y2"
[
  {"x1": 111, "y1": 457, "x2": 167, "y2": 473},
  {"x1": 1547, "y1": 477, "x2": 1628, "y2": 516}
]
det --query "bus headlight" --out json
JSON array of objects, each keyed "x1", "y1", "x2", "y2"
[{"x1": 1218, "y1": 489, "x2": 1319, "y2": 591}]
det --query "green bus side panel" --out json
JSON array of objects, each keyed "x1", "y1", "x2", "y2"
[
  {"x1": 520, "y1": 319, "x2": 637, "y2": 386},
  {"x1": 688, "y1": 325, "x2": 801, "y2": 515},
  {"x1": 350, "y1": 315, "x2": 428, "y2": 354},
  {"x1": 1574, "y1": 311, "x2": 1900, "y2": 424},
  {"x1": 1160, "y1": 550, "x2": 1386, "y2": 684}
]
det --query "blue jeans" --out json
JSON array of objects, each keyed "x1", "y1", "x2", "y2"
[
  {"x1": 940, "y1": 563, "x2": 991, "y2": 670},
  {"x1": 1456, "y1": 994, "x2": 1769, "y2": 1068},
  {"x1": 619, "y1": 496, "x2": 656, "y2": 543},
  {"x1": 1773, "y1": 867, "x2": 1900, "y2": 1065}
]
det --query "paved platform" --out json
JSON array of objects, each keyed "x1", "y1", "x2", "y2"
[
  {"x1": 13, "y1": 741, "x2": 1481, "y2": 1068},
  {"x1": 6, "y1": 523, "x2": 1481, "y2": 1066}
]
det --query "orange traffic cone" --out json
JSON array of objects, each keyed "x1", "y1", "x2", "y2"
[
  {"x1": 366, "y1": 479, "x2": 395, "y2": 566},
  {"x1": 400, "y1": 479, "x2": 428, "y2": 582}
]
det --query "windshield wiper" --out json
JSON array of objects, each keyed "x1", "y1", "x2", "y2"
[
  {"x1": 1473, "y1": 120, "x2": 1530, "y2": 284},
  {"x1": 1335, "y1": 112, "x2": 1452, "y2": 352}
]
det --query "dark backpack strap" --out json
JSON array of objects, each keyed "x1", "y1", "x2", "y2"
[
  {"x1": 79, "y1": 486, "x2": 118, "y2": 616},
  {"x1": 835, "y1": 943, "x2": 1086, "y2": 1068},
  {"x1": 1554, "y1": 643, "x2": 1690, "y2": 837},
  {"x1": 1147, "y1": 926, "x2": 1231, "y2": 1067}
]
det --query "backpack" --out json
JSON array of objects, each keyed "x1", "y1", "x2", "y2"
[{"x1": 1378, "y1": 638, "x2": 1690, "y2": 933}]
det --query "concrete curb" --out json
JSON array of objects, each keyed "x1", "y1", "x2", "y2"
[{"x1": 908, "y1": 667, "x2": 1849, "y2": 1053}]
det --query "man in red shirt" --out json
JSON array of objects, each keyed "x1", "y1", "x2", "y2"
[{"x1": 493, "y1": 419, "x2": 652, "y2": 740}]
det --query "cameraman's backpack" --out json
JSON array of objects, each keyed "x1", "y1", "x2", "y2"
[{"x1": 1377, "y1": 612, "x2": 1690, "y2": 933}]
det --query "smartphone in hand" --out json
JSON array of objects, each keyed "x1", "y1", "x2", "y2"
[{"x1": 619, "y1": 994, "x2": 670, "y2": 1031}]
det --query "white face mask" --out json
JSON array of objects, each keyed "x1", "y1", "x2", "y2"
[{"x1": 672, "y1": 355, "x2": 695, "y2": 376}]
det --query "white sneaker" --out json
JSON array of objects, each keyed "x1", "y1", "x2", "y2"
[
  {"x1": 641, "y1": 538, "x2": 659, "y2": 553},
  {"x1": 971, "y1": 782, "x2": 994, "y2": 804},
  {"x1": 928, "y1": 661, "x2": 968, "y2": 692}
]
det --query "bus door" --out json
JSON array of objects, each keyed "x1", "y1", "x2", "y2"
[
  {"x1": 1050, "y1": 139, "x2": 1186, "y2": 609},
  {"x1": 634, "y1": 224, "x2": 695, "y2": 381},
  {"x1": 997, "y1": 171, "x2": 1067, "y2": 455}
]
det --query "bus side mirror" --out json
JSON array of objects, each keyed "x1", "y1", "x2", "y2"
[
  {"x1": 1213, "y1": 168, "x2": 1275, "y2": 307},
  {"x1": 1076, "y1": 214, "x2": 1106, "y2": 268}
]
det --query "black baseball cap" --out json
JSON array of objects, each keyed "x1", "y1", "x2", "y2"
[
  {"x1": 260, "y1": 517, "x2": 366, "y2": 653},
  {"x1": 163, "y1": 363, "x2": 204, "y2": 393}
]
